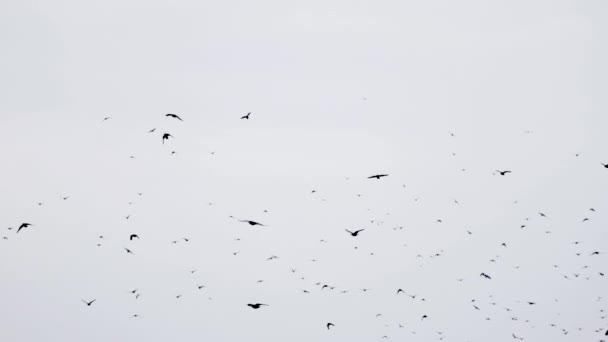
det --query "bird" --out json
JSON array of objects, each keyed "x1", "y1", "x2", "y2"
[
  {"x1": 241, "y1": 112, "x2": 251, "y2": 119},
  {"x1": 101, "y1": 117, "x2": 111, "y2": 122},
  {"x1": 162, "y1": 133, "x2": 172, "y2": 144},
  {"x1": 327, "y1": 322, "x2": 335, "y2": 330},
  {"x1": 238, "y1": 219, "x2": 266, "y2": 227},
  {"x1": 247, "y1": 303, "x2": 268, "y2": 309},
  {"x1": 496, "y1": 170, "x2": 512, "y2": 176},
  {"x1": 17, "y1": 223, "x2": 33, "y2": 233},
  {"x1": 124, "y1": 248, "x2": 134, "y2": 254},
  {"x1": 480, "y1": 272, "x2": 492, "y2": 279},
  {"x1": 345, "y1": 229, "x2": 364, "y2": 236},
  {"x1": 82, "y1": 299, "x2": 96, "y2": 306},
  {"x1": 368, "y1": 174, "x2": 389, "y2": 179},
  {"x1": 397, "y1": 289, "x2": 405, "y2": 295},
  {"x1": 165, "y1": 113, "x2": 183, "y2": 121},
  {"x1": 602, "y1": 163, "x2": 608, "y2": 169},
  {"x1": 129, "y1": 234, "x2": 139, "y2": 241},
  {"x1": 148, "y1": 128, "x2": 156, "y2": 133}
]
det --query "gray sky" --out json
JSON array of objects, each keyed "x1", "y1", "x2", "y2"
[{"x1": 1, "y1": 0, "x2": 607, "y2": 341}]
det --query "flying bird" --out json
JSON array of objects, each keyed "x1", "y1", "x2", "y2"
[
  {"x1": 238, "y1": 219, "x2": 266, "y2": 227},
  {"x1": 129, "y1": 234, "x2": 139, "y2": 241},
  {"x1": 368, "y1": 174, "x2": 389, "y2": 179},
  {"x1": 82, "y1": 299, "x2": 96, "y2": 306},
  {"x1": 345, "y1": 229, "x2": 364, "y2": 237},
  {"x1": 162, "y1": 133, "x2": 172, "y2": 144},
  {"x1": 17, "y1": 223, "x2": 33, "y2": 233},
  {"x1": 124, "y1": 248, "x2": 134, "y2": 254},
  {"x1": 165, "y1": 113, "x2": 183, "y2": 121},
  {"x1": 480, "y1": 272, "x2": 492, "y2": 279},
  {"x1": 241, "y1": 112, "x2": 251, "y2": 119},
  {"x1": 247, "y1": 303, "x2": 268, "y2": 309},
  {"x1": 496, "y1": 170, "x2": 512, "y2": 176},
  {"x1": 326, "y1": 322, "x2": 335, "y2": 330}
]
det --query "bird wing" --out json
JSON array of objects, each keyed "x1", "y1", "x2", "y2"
[
  {"x1": 355, "y1": 229, "x2": 365, "y2": 234},
  {"x1": 345, "y1": 229, "x2": 353, "y2": 234}
]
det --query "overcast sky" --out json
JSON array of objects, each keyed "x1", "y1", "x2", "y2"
[{"x1": 1, "y1": 0, "x2": 607, "y2": 341}]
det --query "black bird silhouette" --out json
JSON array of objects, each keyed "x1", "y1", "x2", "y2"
[
  {"x1": 247, "y1": 303, "x2": 268, "y2": 309},
  {"x1": 368, "y1": 174, "x2": 389, "y2": 179},
  {"x1": 397, "y1": 289, "x2": 405, "y2": 295},
  {"x1": 345, "y1": 229, "x2": 364, "y2": 236},
  {"x1": 241, "y1": 112, "x2": 251, "y2": 119},
  {"x1": 17, "y1": 223, "x2": 33, "y2": 233},
  {"x1": 327, "y1": 322, "x2": 335, "y2": 330},
  {"x1": 165, "y1": 113, "x2": 183, "y2": 121},
  {"x1": 162, "y1": 133, "x2": 172, "y2": 144},
  {"x1": 480, "y1": 272, "x2": 492, "y2": 279},
  {"x1": 239, "y1": 219, "x2": 266, "y2": 227},
  {"x1": 148, "y1": 128, "x2": 156, "y2": 133},
  {"x1": 602, "y1": 163, "x2": 608, "y2": 168},
  {"x1": 124, "y1": 248, "x2": 134, "y2": 254},
  {"x1": 129, "y1": 234, "x2": 139, "y2": 241},
  {"x1": 82, "y1": 299, "x2": 96, "y2": 306},
  {"x1": 496, "y1": 170, "x2": 512, "y2": 176}
]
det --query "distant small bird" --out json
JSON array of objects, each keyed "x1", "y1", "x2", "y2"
[
  {"x1": 17, "y1": 223, "x2": 33, "y2": 233},
  {"x1": 421, "y1": 315, "x2": 428, "y2": 321},
  {"x1": 496, "y1": 170, "x2": 512, "y2": 176},
  {"x1": 247, "y1": 303, "x2": 268, "y2": 309},
  {"x1": 129, "y1": 234, "x2": 139, "y2": 241},
  {"x1": 102, "y1": 117, "x2": 111, "y2": 122},
  {"x1": 327, "y1": 322, "x2": 335, "y2": 330},
  {"x1": 162, "y1": 133, "x2": 173, "y2": 144},
  {"x1": 238, "y1": 219, "x2": 266, "y2": 226},
  {"x1": 148, "y1": 128, "x2": 156, "y2": 133},
  {"x1": 125, "y1": 248, "x2": 134, "y2": 254},
  {"x1": 480, "y1": 272, "x2": 492, "y2": 279},
  {"x1": 345, "y1": 229, "x2": 364, "y2": 237},
  {"x1": 397, "y1": 289, "x2": 405, "y2": 295},
  {"x1": 241, "y1": 112, "x2": 251, "y2": 120},
  {"x1": 82, "y1": 299, "x2": 96, "y2": 306},
  {"x1": 602, "y1": 163, "x2": 608, "y2": 169},
  {"x1": 165, "y1": 113, "x2": 183, "y2": 121},
  {"x1": 368, "y1": 174, "x2": 389, "y2": 179}
]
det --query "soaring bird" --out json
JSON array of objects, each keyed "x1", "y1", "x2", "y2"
[
  {"x1": 327, "y1": 323, "x2": 335, "y2": 330},
  {"x1": 368, "y1": 174, "x2": 389, "y2": 179},
  {"x1": 239, "y1": 219, "x2": 266, "y2": 227},
  {"x1": 496, "y1": 170, "x2": 512, "y2": 176},
  {"x1": 602, "y1": 163, "x2": 608, "y2": 169},
  {"x1": 165, "y1": 113, "x2": 183, "y2": 121},
  {"x1": 82, "y1": 299, "x2": 96, "y2": 306},
  {"x1": 17, "y1": 223, "x2": 33, "y2": 233},
  {"x1": 124, "y1": 248, "x2": 134, "y2": 254},
  {"x1": 162, "y1": 133, "x2": 173, "y2": 144},
  {"x1": 345, "y1": 229, "x2": 364, "y2": 237},
  {"x1": 247, "y1": 303, "x2": 268, "y2": 309},
  {"x1": 480, "y1": 272, "x2": 492, "y2": 279},
  {"x1": 129, "y1": 234, "x2": 139, "y2": 241},
  {"x1": 397, "y1": 289, "x2": 405, "y2": 295},
  {"x1": 148, "y1": 128, "x2": 156, "y2": 133},
  {"x1": 241, "y1": 112, "x2": 251, "y2": 120}
]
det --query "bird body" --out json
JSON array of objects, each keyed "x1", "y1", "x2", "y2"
[
  {"x1": 165, "y1": 113, "x2": 183, "y2": 121},
  {"x1": 368, "y1": 174, "x2": 389, "y2": 179},
  {"x1": 345, "y1": 229, "x2": 364, "y2": 237}
]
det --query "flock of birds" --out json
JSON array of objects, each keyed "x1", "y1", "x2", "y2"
[{"x1": 4, "y1": 112, "x2": 608, "y2": 341}]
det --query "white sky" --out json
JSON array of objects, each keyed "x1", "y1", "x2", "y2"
[{"x1": 1, "y1": 0, "x2": 607, "y2": 341}]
